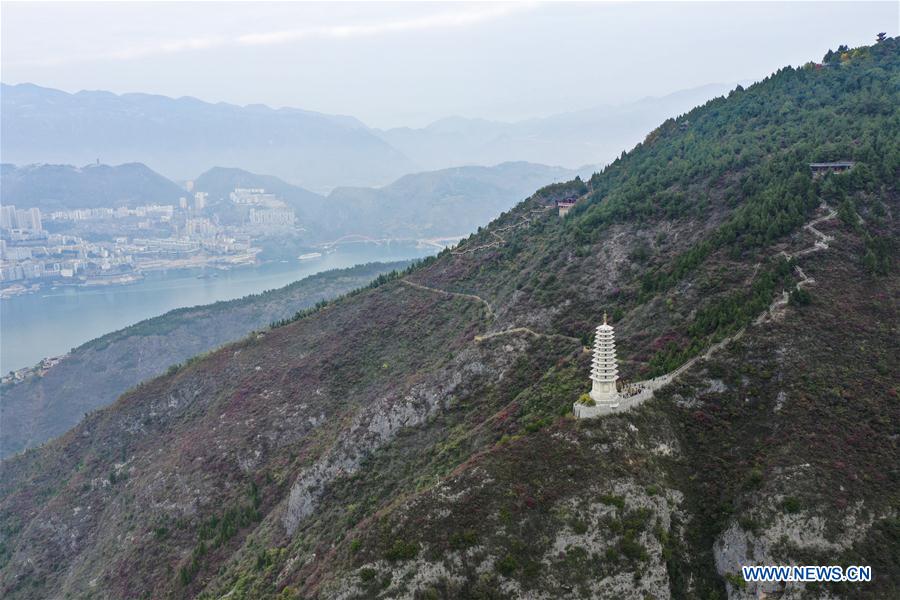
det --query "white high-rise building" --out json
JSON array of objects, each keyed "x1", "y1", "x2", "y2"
[
  {"x1": 249, "y1": 207, "x2": 296, "y2": 227},
  {"x1": 229, "y1": 188, "x2": 280, "y2": 206},
  {"x1": 1, "y1": 205, "x2": 18, "y2": 229},
  {"x1": 29, "y1": 207, "x2": 42, "y2": 232},
  {"x1": 185, "y1": 218, "x2": 217, "y2": 238},
  {"x1": 14, "y1": 207, "x2": 43, "y2": 231},
  {"x1": 194, "y1": 192, "x2": 208, "y2": 211},
  {"x1": 15, "y1": 209, "x2": 31, "y2": 229}
]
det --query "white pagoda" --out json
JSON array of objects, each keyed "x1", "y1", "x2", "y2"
[{"x1": 574, "y1": 313, "x2": 621, "y2": 418}]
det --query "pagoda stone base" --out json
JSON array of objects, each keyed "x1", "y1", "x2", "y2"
[
  {"x1": 573, "y1": 402, "x2": 620, "y2": 418},
  {"x1": 573, "y1": 386, "x2": 657, "y2": 419}
]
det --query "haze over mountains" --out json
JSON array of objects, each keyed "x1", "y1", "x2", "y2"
[
  {"x1": 376, "y1": 83, "x2": 737, "y2": 171},
  {"x1": 195, "y1": 162, "x2": 587, "y2": 241},
  {"x1": 2, "y1": 161, "x2": 585, "y2": 242},
  {"x1": 1, "y1": 81, "x2": 734, "y2": 192},
  {"x1": 0, "y1": 83, "x2": 412, "y2": 193},
  {"x1": 322, "y1": 162, "x2": 586, "y2": 240}
]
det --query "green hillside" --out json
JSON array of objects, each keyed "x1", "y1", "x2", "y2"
[{"x1": 0, "y1": 39, "x2": 897, "y2": 600}]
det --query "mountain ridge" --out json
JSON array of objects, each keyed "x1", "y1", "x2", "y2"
[
  {"x1": 2, "y1": 80, "x2": 738, "y2": 190},
  {"x1": 375, "y1": 83, "x2": 740, "y2": 171},
  {"x1": 0, "y1": 38, "x2": 896, "y2": 600},
  {"x1": 0, "y1": 162, "x2": 186, "y2": 209},
  {"x1": 0, "y1": 82, "x2": 415, "y2": 191}
]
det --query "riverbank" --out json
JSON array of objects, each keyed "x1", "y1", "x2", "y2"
[
  {"x1": 1, "y1": 249, "x2": 264, "y2": 300},
  {"x1": 1, "y1": 241, "x2": 437, "y2": 373}
]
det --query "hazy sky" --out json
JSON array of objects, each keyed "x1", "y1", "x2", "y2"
[{"x1": 2, "y1": 2, "x2": 897, "y2": 128}]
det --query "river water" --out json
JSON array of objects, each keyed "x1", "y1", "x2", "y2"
[{"x1": 1, "y1": 242, "x2": 436, "y2": 373}]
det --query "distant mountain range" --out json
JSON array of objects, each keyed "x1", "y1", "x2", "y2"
[
  {"x1": 376, "y1": 83, "x2": 737, "y2": 170},
  {"x1": 1, "y1": 160, "x2": 587, "y2": 241},
  {"x1": 0, "y1": 83, "x2": 414, "y2": 192},
  {"x1": 1, "y1": 82, "x2": 735, "y2": 191}
]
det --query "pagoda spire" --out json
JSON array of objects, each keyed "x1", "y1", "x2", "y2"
[{"x1": 589, "y1": 314, "x2": 620, "y2": 407}]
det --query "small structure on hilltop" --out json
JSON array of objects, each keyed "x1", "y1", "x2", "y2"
[
  {"x1": 809, "y1": 161, "x2": 854, "y2": 177},
  {"x1": 574, "y1": 313, "x2": 622, "y2": 418},
  {"x1": 557, "y1": 198, "x2": 577, "y2": 217}
]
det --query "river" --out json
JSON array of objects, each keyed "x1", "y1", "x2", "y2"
[{"x1": 1, "y1": 242, "x2": 436, "y2": 373}]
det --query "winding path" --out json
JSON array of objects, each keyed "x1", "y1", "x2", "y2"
[
  {"x1": 584, "y1": 201, "x2": 840, "y2": 416},
  {"x1": 474, "y1": 327, "x2": 581, "y2": 345},
  {"x1": 783, "y1": 203, "x2": 837, "y2": 259},
  {"x1": 664, "y1": 203, "x2": 837, "y2": 381},
  {"x1": 399, "y1": 279, "x2": 582, "y2": 346},
  {"x1": 450, "y1": 207, "x2": 552, "y2": 256},
  {"x1": 400, "y1": 205, "x2": 587, "y2": 346},
  {"x1": 408, "y1": 200, "x2": 839, "y2": 417},
  {"x1": 399, "y1": 279, "x2": 495, "y2": 319},
  {"x1": 754, "y1": 202, "x2": 833, "y2": 325}
]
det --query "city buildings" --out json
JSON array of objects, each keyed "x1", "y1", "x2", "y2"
[
  {"x1": 1, "y1": 205, "x2": 18, "y2": 229},
  {"x1": 229, "y1": 188, "x2": 280, "y2": 206},
  {"x1": 1, "y1": 187, "x2": 292, "y2": 292},
  {"x1": 249, "y1": 207, "x2": 296, "y2": 227},
  {"x1": 0, "y1": 205, "x2": 43, "y2": 231}
]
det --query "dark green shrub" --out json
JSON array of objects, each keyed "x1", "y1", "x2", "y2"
[
  {"x1": 496, "y1": 553, "x2": 518, "y2": 576},
  {"x1": 385, "y1": 539, "x2": 418, "y2": 561}
]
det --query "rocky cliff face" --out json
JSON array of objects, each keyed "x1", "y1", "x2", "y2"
[{"x1": 0, "y1": 39, "x2": 896, "y2": 600}]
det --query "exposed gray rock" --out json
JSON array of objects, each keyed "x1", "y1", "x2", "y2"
[{"x1": 283, "y1": 342, "x2": 525, "y2": 534}]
